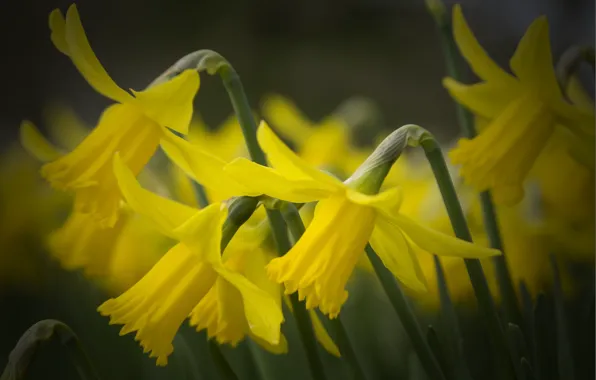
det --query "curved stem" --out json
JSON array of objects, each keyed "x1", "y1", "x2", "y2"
[{"x1": 213, "y1": 56, "x2": 328, "y2": 380}]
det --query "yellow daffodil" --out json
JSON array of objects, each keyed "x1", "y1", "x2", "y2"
[
  {"x1": 99, "y1": 155, "x2": 283, "y2": 365},
  {"x1": 0, "y1": 145, "x2": 67, "y2": 291},
  {"x1": 444, "y1": 4, "x2": 594, "y2": 205},
  {"x1": 188, "y1": 115, "x2": 246, "y2": 162},
  {"x1": 41, "y1": 5, "x2": 200, "y2": 227},
  {"x1": 216, "y1": 122, "x2": 500, "y2": 318},
  {"x1": 262, "y1": 95, "x2": 365, "y2": 175}
]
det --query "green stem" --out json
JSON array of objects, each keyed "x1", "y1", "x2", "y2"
[
  {"x1": 426, "y1": 0, "x2": 520, "y2": 326},
  {"x1": 216, "y1": 57, "x2": 327, "y2": 380},
  {"x1": 208, "y1": 341, "x2": 238, "y2": 380},
  {"x1": 281, "y1": 202, "x2": 368, "y2": 380},
  {"x1": 219, "y1": 65, "x2": 267, "y2": 166},
  {"x1": 419, "y1": 137, "x2": 515, "y2": 378},
  {"x1": 365, "y1": 245, "x2": 447, "y2": 380}
]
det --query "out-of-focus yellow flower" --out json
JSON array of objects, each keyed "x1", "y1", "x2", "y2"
[
  {"x1": 99, "y1": 156, "x2": 283, "y2": 366},
  {"x1": 0, "y1": 145, "x2": 67, "y2": 290},
  {"x1": 262, "y1": 95, "x2": 366, "y2": 175},
  {"x1": 188, "y1": 115, "x2": 246, "y2": 161},
  {"x1": 48, "y1": 211, "x2": 128, "y2": 277},
  {"x1": 185, "y1": 115, "x2": 247, "y2": 202},
  {"x1": 40, "y1": 5, "x2": 199, "y2": 227},
  {"x1": 445, "y1": 5, "x2": 594, "y2": 205},
  {"x1": 219, "y1": 122, "x2": 500, "y2": 317}
]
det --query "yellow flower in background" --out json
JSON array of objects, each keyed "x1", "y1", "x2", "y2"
[
  {"x1": 0, "y1": 145, "x2": 67, "y2": 291},
  {"x1": 188, "y1": 114, "x2": 246, "y2": 162},
  {"x1": 262, "y1": 95, "x2": 366, "y2": 175},
  {"x1": 99, "y1": 155, "x2": 283, "y2": 365},
  {"x1": 222, "y1": 122, "x2": 500, "y2": 317},
  {"x1": 48, "y1": 211, "x2": 129, "y2": 277},
  {"x1": 444, "y1": 5, "x2": 594, "y2": 205},
  {"x1": 41, "y1": 5, "x2": 199, "y2": 227}
]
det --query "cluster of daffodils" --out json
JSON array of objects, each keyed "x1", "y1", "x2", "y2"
[{"x1": 8, "y1": 2, "x2": 592, "y2": 368}]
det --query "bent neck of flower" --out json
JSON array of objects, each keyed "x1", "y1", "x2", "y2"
[
  {"x1": 345, "y1": 124, "x2": 429, "y2": 195},
  {"x1": 147, "y1": 49, "x2": 267, "y2": 166}
]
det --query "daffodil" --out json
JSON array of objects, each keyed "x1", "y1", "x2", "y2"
[
  {"x1": 217, "y1": 122, "x2": 500, "y2": 317},
  {"x1": 160, "y1": 130, "x2": 342, "y2": 355},
  {"x1": 262, "y1": 95, "x2": 365, "y2": 175},
  {"x1": 99, "y1": 155, "x2": 283, "y2": 365},
  {"x1": 444, "y1": 4, "x2": 594, "y2": 205},
  {"x1": 42, "y1": 5, "x2": 200, "y2": 227}
]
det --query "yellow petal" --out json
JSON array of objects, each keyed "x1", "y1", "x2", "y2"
[
  {"x1": 44, "y1": 103, "x2": 90, "y2": 149},
  {"x1": 20, "y1": 121, "x2": 62, "y2": 163},
  {"x1": 261, "y1": 95, "x2": 313, "y2": 146},
  {"x1": 309, "y1": 310, "x2": 341, "y2": 357},
  {"x1": 224, "y1": 158, "x2": 335, "y2": 203},
  {"x1": 49, "y1": 9, "x2": 68, "y2": 55},
  {"x1": 509, "y1": 16, "x2": 561, "y2": 98},
  {"x1": 160, "y1": 131, "x2": 258, "y2": 199},
  {"x1": 452, "y1": 5, "x2": 516, "y2": 85},
  {"x1": 63, "y1": 5, "x2": 132, "y2": 104},
  {"x1": 249, "y1": 332, "x2": 288, "y2": 355},
  {"x1": 390, "y1": 213, "x2": 501, "y2": 258},
  {"x1": 257, "y1": 121, "x2": 344, "y2": 190},
  {"x1": 172, "y1": 202, "x2": 228, "y2": 260},
  {"x1": 215, "y1": 266, "x2": 284, "y2": 346},
  {"x1": 369, "y1": 214, "x2": 427, "y2": 292},
  {"x1": 113, "y1": 153, "x2": 198, "y2": 238},
  {"x1": 169, "y1": 164, "x2": 199, "y2": 208},
  {"x1": 346, "y1": 187, "x2": 403, "y2": 212},
  {"x1": 132, "y1": 70, "x2": 200, "y2": 135},
  {"x1": 243, "y1": 247, "x2": 281, "y2": 308},
  {"x1": 442, "y1": 78, "x2": 518, "y2": 118}
]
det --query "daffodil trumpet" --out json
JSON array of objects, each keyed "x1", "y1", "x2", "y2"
[
  {"x1": 217, "y1": 121, "x2": 500, "y2": 319},
  {"x1": 98, "y1": 154, "x2": 284, "y2": 366}
]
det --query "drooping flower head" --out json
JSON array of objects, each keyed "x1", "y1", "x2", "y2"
[
  {"x1": 42, "y1": 5, "x2": 200, "y2": 227},
  {"x1": 98, "y1": 155, "x2": 283, "y2": 365},
  {"x1": 445, "y1": 5, "x2": 594, "y2": 205},
  {"x1": 217, "y1": 122, "x2": 500, "y2": 317}
]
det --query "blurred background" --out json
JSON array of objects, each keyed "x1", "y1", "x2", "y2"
[{"x1": 0, "y1": 0, "x2": 594, "y2": 379}]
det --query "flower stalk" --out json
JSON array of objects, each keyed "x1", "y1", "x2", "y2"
[
  {"x1": 411, "y1": 126, "x2": 516, "y2": 379},
  {"x1": 365, "y1": 244, "x2": 447, "y2": 380},
  {"x1": 425, "y1": 0, "x2": 521, "y2": 327},
  {"x1": 167, "y1": 50, "x2": 329, "y2": 380}
]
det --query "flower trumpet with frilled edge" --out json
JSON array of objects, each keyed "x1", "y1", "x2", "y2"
[
  {"x1": 99, "y1": 155, "x2": 283, "y2": 365},
  {"x1": 190, "y1": 223, "x2": 288, "y2": 353},
  {"x1": 42, "y1": 5, "x2": 199, "y2": 227},
  {"x1": 444, "y1": 5, "x2": 594, "y2": 205},
  {"x1": 222, "y1": 122, "x2": 501, "y2": 318}
]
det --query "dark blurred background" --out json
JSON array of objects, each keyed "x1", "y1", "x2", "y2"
[
  {"x1": 0, "y1": 0, "x2": 593, "y2": 379},
  {"x1": 1, "y1": 0, "x2": 594, "y2": 144}
]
